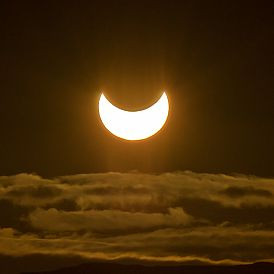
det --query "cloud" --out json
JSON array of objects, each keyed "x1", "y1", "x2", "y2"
[
  {"x1": 220, "y1": 186, "x2": 272, "y2": 198},
  {"x1": 0, "y1": 171, "x2": 274, "y2": 268},
  {"x1": 174, "y1": 197, "x2": 274, "y2": 225},
  {"x1": 0, "y1": 199, "x2": 32, "y2": 232},
  {"x1": 6, "y1": 185, "x2": 62, "y2": 198},
  {"x1": 28, "y1": 207, "x2": 191, "y2": 234}
]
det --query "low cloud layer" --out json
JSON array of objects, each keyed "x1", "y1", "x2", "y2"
[{"x1": 0, "y1": 171, "x2": 274, "y2": 267}]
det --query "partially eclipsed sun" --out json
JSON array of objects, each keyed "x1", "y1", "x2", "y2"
[{"x1": 98, "y1": 92, "x2": 169, "y2": 140}]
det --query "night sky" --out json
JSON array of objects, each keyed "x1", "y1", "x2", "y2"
[
  {"x1": 1, "y1": 1, "x2": 274, "y2": 273},
  {"x1": 1, "y1": 1, "x2": 274, "y2": 177}
]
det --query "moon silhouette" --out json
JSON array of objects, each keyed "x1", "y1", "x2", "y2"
[{"x1": 98, "y1": 92, "x2": 169, "y2": 140}]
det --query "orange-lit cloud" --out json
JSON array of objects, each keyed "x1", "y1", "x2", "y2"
[{"x1": 1, "y1": 171, "x2": 274, "y2": 271}]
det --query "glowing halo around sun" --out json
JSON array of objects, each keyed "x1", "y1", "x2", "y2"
[{"x1": 98, "y1": 92, "x2": 169, "y2": 140}]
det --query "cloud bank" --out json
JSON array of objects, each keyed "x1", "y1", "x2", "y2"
[{"x1": 0, "y1": 171, "x2": 274, "y2": 267}]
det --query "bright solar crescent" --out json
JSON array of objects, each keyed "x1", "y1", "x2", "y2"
[{"x1": 98, "y1": 92, "x2": 169, "y2": 140}]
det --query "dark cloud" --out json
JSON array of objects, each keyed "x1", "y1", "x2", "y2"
[
  {"x1": 221, "y1": 186, "x2": 272, "y2": 198},
  {"x1": 0, "y1": 172, "x2": 274, "y2": 267},
  {"x1": 0, "y1": 253, "x2": 89, "y2": 274},
  {"x1": 85, "y1": 185, "x2": 149, "y2": 196},
  {"x1": 176, "y1": 197, "x2": 274, "y2": 225},
  {"x1": 43, "y1": 199, "x2": 79, "y2": 212},
  {"x1": 6, "y1": 185, "x2": 62, "y2": 198},
  {"x1": 0, "y1": 199, "x2": 32, "y2": 231}
]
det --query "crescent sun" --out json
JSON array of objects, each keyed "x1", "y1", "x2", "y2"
[{"x1": 98, "y1": 92, "x2": 169, "y2": 140}]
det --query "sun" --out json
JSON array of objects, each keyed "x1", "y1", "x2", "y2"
[{"x1": 98, "y1": 92, "x2": 169, "y2": 140}]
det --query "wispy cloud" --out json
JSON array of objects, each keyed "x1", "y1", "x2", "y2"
[{"x1": 0, "y1": 172, "x2": 274, "y2": 266}]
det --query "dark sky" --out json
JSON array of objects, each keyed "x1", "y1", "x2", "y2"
[{"x1": 1, "y1": 0, "x2": 274, "y2": 177}]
